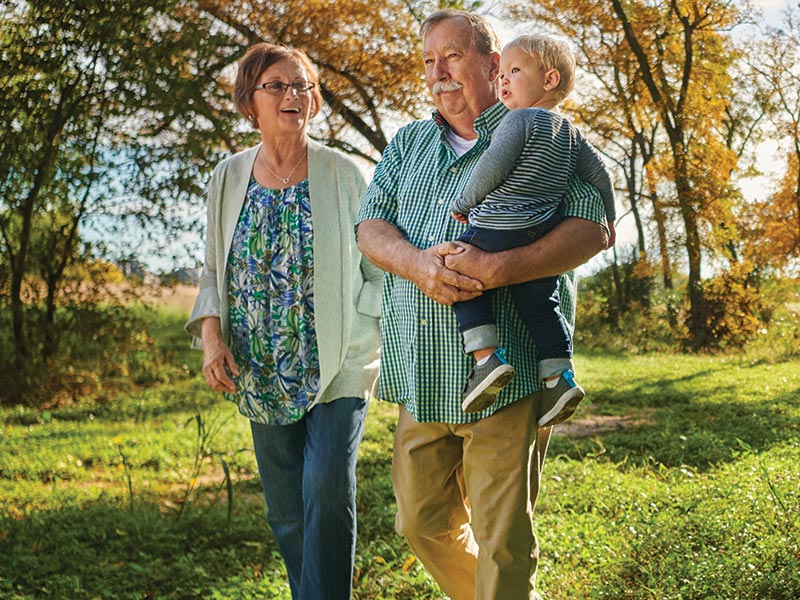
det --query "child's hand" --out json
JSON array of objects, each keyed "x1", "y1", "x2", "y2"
[
  {"x1": 451, "y1": 212, "x2": 469, "y2": 224},
  {"x1": 606, "y1": 221, "x2": 616, "y2": 248}
]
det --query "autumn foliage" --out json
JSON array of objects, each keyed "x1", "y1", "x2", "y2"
[{"x1": 2, "y1": 0, "x2": 800, "y2": 406}]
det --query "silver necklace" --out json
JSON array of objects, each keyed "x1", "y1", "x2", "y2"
[{"x1": 259, "y1": 147, "x2": 306, "y2": 185}]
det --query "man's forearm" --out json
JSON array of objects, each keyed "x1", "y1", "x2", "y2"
[
  {"x1": 445, "y1": 217, "x2": 608, "y2": 289},
  {"x1": 356, "y1": 219, "x2": 420, "y2": 281}
]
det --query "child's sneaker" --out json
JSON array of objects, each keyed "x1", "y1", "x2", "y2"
[
  {"x1": 461, "y1": 348, "x2": 515, "y2": 413},
  {"x1": 537, "y1": 370, "x2": 584, "y2": 427}
]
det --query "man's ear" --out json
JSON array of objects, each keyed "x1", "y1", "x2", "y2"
[
  {"x1": 488, "y1": 51, "x2": 501, "y2": 82},
  {"x1": 543, "y1": 68, "x2": 561, "y2": 91}
]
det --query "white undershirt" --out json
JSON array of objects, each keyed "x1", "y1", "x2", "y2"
[{"x1": 447, "y1": 129, "x2": 478, "y2": 157}]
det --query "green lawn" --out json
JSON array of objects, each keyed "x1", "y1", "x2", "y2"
[{"x1": 0, "y1": 312, "x2": 798, "y2": 599}]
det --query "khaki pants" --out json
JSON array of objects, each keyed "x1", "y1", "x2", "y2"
[{"x1": 392, "y1": 394, "x2": 551, "y2": 600}]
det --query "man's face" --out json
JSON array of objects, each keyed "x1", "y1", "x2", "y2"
[{"x1": 422, "y1": 17, "x2": 499, "y2": 127}]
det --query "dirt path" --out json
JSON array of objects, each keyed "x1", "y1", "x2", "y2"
[{"x1": 553, "y1": 410, "x2": 655, "y2": 437}]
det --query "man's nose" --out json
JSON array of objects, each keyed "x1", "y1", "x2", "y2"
[{"x1": 431, "y1": 58, "x2": 448, "y2": 80}]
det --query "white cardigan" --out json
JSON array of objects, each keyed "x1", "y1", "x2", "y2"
[{"x1": 186, "y1": 139, "x2": 382, "y2": 406}]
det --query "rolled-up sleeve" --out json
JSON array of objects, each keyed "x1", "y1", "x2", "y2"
[{"x1": 561, "y1": 174, "x2": 608, "y2": 233}]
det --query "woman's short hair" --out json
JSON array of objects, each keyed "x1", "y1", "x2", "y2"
[
  {"x1": 505, "y1": 34, "x2": 576, "y2": 101},
  {"x1": 233, "y1": 43, "x2": 323, "y2": 129},
  {"x1": 420, "y1": 9, "x2": 501, "y2": 57}
]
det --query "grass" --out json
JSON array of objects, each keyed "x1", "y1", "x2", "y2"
[{"x1": 0, "y1": 308, "x2": 798, "y2": 599}]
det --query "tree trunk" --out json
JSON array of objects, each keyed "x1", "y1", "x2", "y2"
[
  {"x1": 628, "y1": 136, "x2": 647, "y2": 256},
  {"x1": 646, "y1": 171, "x2": 673, "y2": 291},
  {"x1": 610, "y1": 247, "x2": 624, "y2": 324},
  {"x1": 673, "y1": 149, "x2": 708, "y2": 347}
]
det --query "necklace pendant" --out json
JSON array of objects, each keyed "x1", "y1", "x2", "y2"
[{"x1": 259, "y1": 148, "x2": 305, "y2": 186}]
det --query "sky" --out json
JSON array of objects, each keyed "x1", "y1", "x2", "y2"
[{"x1": 756, "y1": 0, "x2": 793, "y2": 22}]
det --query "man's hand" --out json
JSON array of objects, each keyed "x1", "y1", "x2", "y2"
[
  {"x1": 444, "y1": 217, "x2": 608, "y2": 289},
  {"x1": 606, "y1": 220, "x2": 617, "y2": 248},
  {"x1": 451, "y1": 212, "x2": 469, "y2": 224},
  {"x1": 357, "y1": 220, "x2": 485, "y2": 306},
  {"x1": 410, "y1": 242, "x2": 484, "y2": 305},
  {"x1": 444, "y1": 243, "x2": 505, "y2": 290}
]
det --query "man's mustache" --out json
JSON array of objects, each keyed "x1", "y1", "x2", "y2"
[{"x1": 432, "y1": 81, "x2": 464, "y2": 94}]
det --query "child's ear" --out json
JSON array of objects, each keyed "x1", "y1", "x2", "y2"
[{"x1": 543, "y1": 68, "x2": 561, "y2": 91}]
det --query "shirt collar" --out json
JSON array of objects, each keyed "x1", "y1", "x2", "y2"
[{"x1": 432, "y1": 101, "x2": 508, "y2": 136}]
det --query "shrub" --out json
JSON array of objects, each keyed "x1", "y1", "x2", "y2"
[
  {"x1": 0, "y1": 302, "x2": 187, "y2": 406},
  {"x1": 576, "y1": 261, "x2": 798, "y2": 358},
  {"x1": 701, "y1": 263, "x2": 772, "y2": 350}
]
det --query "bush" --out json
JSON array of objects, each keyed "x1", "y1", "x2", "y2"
[
  {"x1": 0, "y1": 302, "x2": 190, "y2": 406},
  {"x1": 701, "y1": 263, "x2": 772, "y2": 350},
  {"x1": 575, "y1": 281, "x2": 686, "y2": 354},
  {"x1": 576, "y1": 263, "x2": 799, "y2": 358}
]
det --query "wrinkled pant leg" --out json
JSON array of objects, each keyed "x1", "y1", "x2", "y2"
[
  {"x1": 300, "y1": 397, "x2": 368, "y2": 600},
  {"x1": 392, "y1": 406, "x2": 478, "y2": 600},
  {"x1": 251, "y1": 419, "x2": 307, "y2": 598},
  {"x1": 462, "y1": 393, "x2": 551, "y2": 600}
]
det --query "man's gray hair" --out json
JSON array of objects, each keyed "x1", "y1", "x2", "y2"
[{"x1": 420, "y1": 9, "x2": 501, "y2": 56}]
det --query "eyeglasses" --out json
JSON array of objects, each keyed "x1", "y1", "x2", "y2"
[{"x1": 253, "y1": 81, "x2": 316, "y2": 96}]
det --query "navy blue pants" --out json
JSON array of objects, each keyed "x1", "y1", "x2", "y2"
[{"x1": 451, "y1": 219, "x2": 571, "y2": 361}]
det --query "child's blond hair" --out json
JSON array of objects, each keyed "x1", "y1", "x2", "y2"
[{"x1": 505, "y1": 34, "x2": 576, "y2": 103}]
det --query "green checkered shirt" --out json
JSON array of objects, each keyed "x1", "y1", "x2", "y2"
[{"x1": 357, "y1": 102, "x2": 606, "y2": 423}]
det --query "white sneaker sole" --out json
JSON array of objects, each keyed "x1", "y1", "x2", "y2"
[
  {"x1": 461, "y1": 365, "x2": 515, "y2": 413},
  {"x1": 538, "y1": 385, "x2": 585, "y2": 427}
]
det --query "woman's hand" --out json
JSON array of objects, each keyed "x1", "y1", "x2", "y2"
[{"x1": 201, "y1": 318, "x2": 239, "y2": 394}]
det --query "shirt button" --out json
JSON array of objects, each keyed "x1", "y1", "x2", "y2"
[
  {"x1": 420, "y1": 319, "x2": 428, "y2": 326},
  {"x1": 450, "y1": 167, "x2": 458, "y2": 173},
  {"x1": 428, "y1": 235, "x2": 434, "y2": 241},
  {"x1": 438, "y1": 199, "x2": 444, "y2": 205}
]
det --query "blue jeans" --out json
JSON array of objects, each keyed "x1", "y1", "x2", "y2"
[
  {"x1": 452, "y1": 220, "x2": 572, "y2": 374},
  {"x1": 250, "y1": 396, "x2": 368, "y2": 600}
]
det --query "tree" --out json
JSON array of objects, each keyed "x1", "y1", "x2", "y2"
[
  {"x1": 189, "y1": 0, "x2": 440, "y2": 161},
  {"x1": 745, "y1": 4, "x2": 800, "y2": 269},
  {"x1": 606, "y1": 0, "x2": 749, "y2": 347},
  {"x1": 0, "y1": 0, "x2": 217, "y2": 399},
  {"x1": 506, "y1": 0, "x2": 680, "y2": 316}
]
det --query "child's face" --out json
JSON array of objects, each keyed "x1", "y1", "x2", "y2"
[{"x1": 498, "y1": 46, "x2": 553, "y2": 110}]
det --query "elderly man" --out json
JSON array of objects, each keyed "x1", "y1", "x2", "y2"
[{"x1": 356, "y1": 9, "x2": 608, "y2": 600}]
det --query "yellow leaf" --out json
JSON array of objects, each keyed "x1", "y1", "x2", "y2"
[{"x1": 401, "y1": 555, "x2": 417, "y2": 574}]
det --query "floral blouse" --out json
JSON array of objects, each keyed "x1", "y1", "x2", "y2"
[{"x1": 225, "y1": 177, "x2": 319, "y2": 425}]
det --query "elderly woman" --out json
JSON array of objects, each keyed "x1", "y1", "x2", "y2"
[{"x1": 185, "y1": 43, "x2": 381, "y2": 599}]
